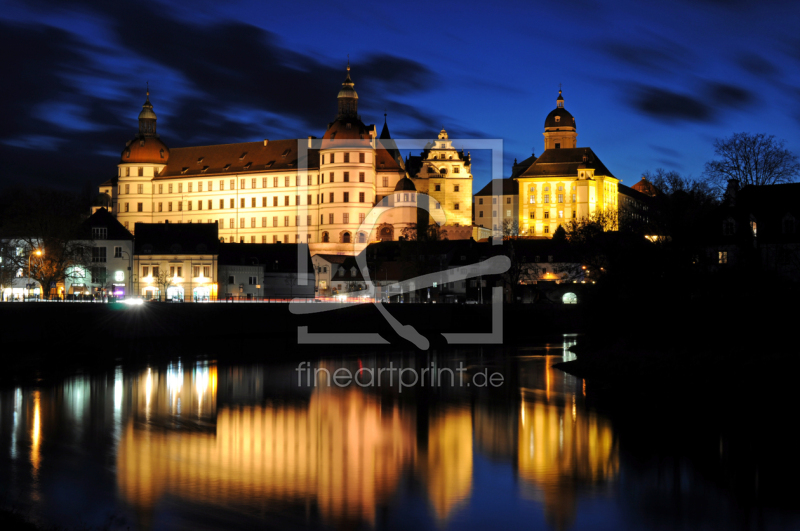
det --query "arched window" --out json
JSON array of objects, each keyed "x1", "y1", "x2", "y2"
[
  {"x1": 322, "y1": 232, "x2": 329, "y2": 243},
  {"x1": 562, "y1": 292, "x2": 578, "y2": 304},
  {"x1": 358, "y1": 232, "x2": 366, "y2": 243},
  {"x1": 440, "y1": 168, "x2": 447, "y2": 174},
  {"x1": 379, "y1": 225, "x2": 393, "y2": 242},
  {"x1": 342, "y1": 232, "x2": 351, "y2": 244}
]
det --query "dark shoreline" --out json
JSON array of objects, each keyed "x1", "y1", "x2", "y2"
[{"x1": 0, "y1": 301, "x2": 583, "y2": 387}]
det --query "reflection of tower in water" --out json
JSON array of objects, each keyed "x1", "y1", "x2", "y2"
[{"x1": 516, "y1": 353, "x2": 619, "y2": 531}]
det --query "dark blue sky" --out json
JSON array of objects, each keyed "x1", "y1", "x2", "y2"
[{"x1": 2, "y1": 0, "x2": 799, "y2": 193}]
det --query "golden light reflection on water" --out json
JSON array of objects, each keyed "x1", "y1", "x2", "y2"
[
  {"x1": 30, "y1": 390, "x2": 41, "y2": 474},
  {"x1": 116, "y1": 367, "x2": 474, "y2": 528},
  {"x1": 113, "y1": 353, "x2": 615, "y2": 530},
  {"x1": 517, "y1": 357, "x2": 619, "y2": 531}
]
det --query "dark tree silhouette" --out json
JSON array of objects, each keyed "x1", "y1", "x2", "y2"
[{"x1": 702, "y1": 133, "x2": 800, "y2": 192}]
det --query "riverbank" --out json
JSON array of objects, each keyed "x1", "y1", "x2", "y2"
[
  {"x1": 554, "y1": 284, "x2": 799, "y2": 406},
  {"x1": 0, "y1": 301, "x2": 583, "y2": 386}
]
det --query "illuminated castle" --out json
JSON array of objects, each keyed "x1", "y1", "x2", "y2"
[
  {"x1": 515, "y1": 89, "x2": 620, "y2": 236},
  {"x1": 98, "y1": 64, "x2": 473, "y2": 254}
]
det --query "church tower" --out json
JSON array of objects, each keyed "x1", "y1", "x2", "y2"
[{"x1": 543, "y1": 88, "x2": 577, "y2": 150}]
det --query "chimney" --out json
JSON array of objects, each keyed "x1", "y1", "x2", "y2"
[{"x1": 725, "y1": 179, "x2": 740, "y2": 205}]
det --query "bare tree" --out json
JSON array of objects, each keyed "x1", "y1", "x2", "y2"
[
  {"x1": 502, "y1": 219, "x2": 519, "y2": 238},
  {"x1": 702, "y1": 133, "x2": 800, "y2": 192},
  {"x1": 154, "y1": 268, "x2": 174, "y2": 301},
  {"x1": 283, "y1": 271, "x2": 297, "y2": 299},
  {"x1": 401, "y1": 223, "x2": 448, "y2": 242},
  {"x1": 1, "y1": 188, "x2": 92, "y2": 299},
  {"x1": 0, "y1": 240, "x2": 20, "y2": 299}
]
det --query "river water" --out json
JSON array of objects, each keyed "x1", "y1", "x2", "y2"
[{"x1": 1, "y1": 337, "x2": 798, "y2": 530}]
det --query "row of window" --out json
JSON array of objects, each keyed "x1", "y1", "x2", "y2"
[
  {"x1": 141, "y1": 265, "x2": 212, "y2": 278},
  {"x1": 219, "y1": 234, "x2": 311, "y2": 244},
  {"x1": 433, "y1": 184, "x2": 460, "y2": 192},
  {"x1": 119, "y1": 191, "x2": 373, "y2": 213},
  {"x1": 118, "y1": 175, "x2": 394, "y2": 193},
  {"x1": 321, "y1": 153, "x2": 366, "y2": 164},
  {"x1": 426, "y1": 167, "x2": 461, "y2": 174},
  {"x1": 477, "y1": 197, "x2": 512, "y2": 205},
  {"x1": 478, "y1": 210, "x2": 513, "y2": 218},
  {"x1": 527, "y1": 211, "x2": 577, "y2": 220},
  {"x1": 528, "y1": 194, "x2": 576, "y2": 204},
  {"x1": 529, "y1": 184, "x2": 570, "y2": 193},
  {"x1": 91, "y1": 246, "x2": 125, "y2": 262}
]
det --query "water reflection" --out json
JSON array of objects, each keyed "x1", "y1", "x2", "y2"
[
  {"x1": 30, "y1": 390, "x2": 41, "y2": 476},
  {"x1": 116, "y1": 382, "x2": 476, "y2": 529},
  {"x1": 3, "y1": 337, "x2": 795, "y2": 531}
]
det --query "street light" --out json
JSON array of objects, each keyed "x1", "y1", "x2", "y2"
[
  {"x1": 119, "y1": 250, "x2": 133, "y2": 300},
  {"x1": 27, "y1": 249, "x2": 42, "y2": 301}
]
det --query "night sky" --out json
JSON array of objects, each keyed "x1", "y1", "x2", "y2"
[{"x1": 2, "y1": 0, "x2": 798, "y2": 194}]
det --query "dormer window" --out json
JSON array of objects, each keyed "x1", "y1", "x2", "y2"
[
  {"x1": 239, "y1": 152, "x2": 247, "y2": 160},
  {"x1": 201, "y1": 166, "x2": 209, "y2": 173},
  {"x1": 555, "y1": 116, "x2": 561, "y2": 123},
  {"x1": 160, "y1": 149, "x2": 164, "y2": 159},
  {"x1": 783, "y1": 214, "x2": 795, "y2": 234},
  {"x1": 223, "y1": 164, "x2": 230, "y2": 171},
  {"x1": 244, "y1": 162, "x2": 252, "y2": 170},
  {"x1": 197, "y1": 157, "x2": 204, "y2": 164},
  {"x1": 126, "y1": 150, "x2": 130, "y2": 158},
  {"x1": 265, "y1": 161, "x2": 274, "y2": 168},
  {"x1": 181, "y1": 167, "x2": 189, "y2": 175},
  {"x1": 281, "y1": 149, "x2": 291, "y2": 158},
  {"x1": 722, "y1": 218, "x2": 736, "y2": 236}
]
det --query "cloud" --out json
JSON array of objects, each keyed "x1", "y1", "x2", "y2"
[
  {"x1": 602, "y1": 39, "x2": 694, "y2": 75},
  {"x1": 706, "y1": 82, "x2": 752, "y2": 109},
  {"x1": 0, "y1": 4, "x2": 441, "y2": 190},
  {"x1": 632, "y1": 81, "x2": 753, "y2": 123},
  {"x1": 649, "y1": 144, "x2": 681, "y2": 157},
  {"x1": 634, "y1": 86, "x2": 712, "y2": 122},
  {"x1": 735, "y1": 53, "x2": 779, "y2": 76},
  {"x1": 655, "y1": 158, "x2": 684, "y2": 170}
]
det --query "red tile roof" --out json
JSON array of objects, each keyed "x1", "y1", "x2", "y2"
[{"x1": 155, "y1": 139, "x2": 320, "y2": 179}]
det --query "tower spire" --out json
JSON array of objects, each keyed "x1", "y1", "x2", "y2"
[
  {"x1": 138, "y1": 84, "x2": 158, "y2": 137},
  {"x1": 337, "y1": 59, "x2": 358, "y2": 117}
]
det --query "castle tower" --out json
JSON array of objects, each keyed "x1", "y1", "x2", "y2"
[
  {"x1": 115, "y1": 88, "x2": 170, "y2": 232},
  {"x1": 543, "y1": 88, "x2": 577, "y2": 150}
]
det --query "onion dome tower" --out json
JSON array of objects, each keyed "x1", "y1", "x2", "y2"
[
  {"x1": 543, "y1": 87, "x2": 577, "y2": 151},
  {"x1": 337, "y1": 61, "x2": 358, "y2": 117},
  {"x1": 322, "y1": 62, "x2": 370, "y2": 142},
  {"x1": 121, "y1": 87, "x2": 170, "y2": 163}
]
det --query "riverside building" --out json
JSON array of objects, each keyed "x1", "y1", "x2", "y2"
[{"x1": 99, "y1": 64, "x2": 472, "y2": 255}]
